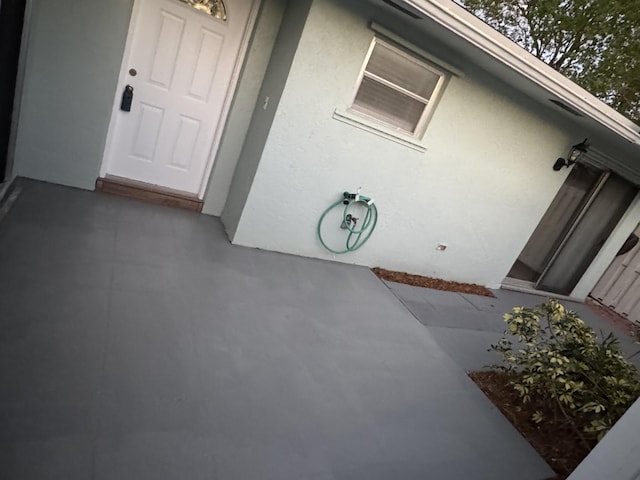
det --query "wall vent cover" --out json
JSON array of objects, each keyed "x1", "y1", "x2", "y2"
[
  {"x1": 381, "y1": 0, "x2": 421, "y2": 19},
  {"x1": 549, "y1": 99, "x2": 583, "y2": 117}
]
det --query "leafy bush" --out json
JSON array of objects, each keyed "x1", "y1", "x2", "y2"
[{"x1": 492, "y1": 299, "x2": 640, "y2": 441}]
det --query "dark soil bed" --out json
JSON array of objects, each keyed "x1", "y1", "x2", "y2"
[
  {"x1": 586, "y1": 297, "x2": 640, "y2": 338},
  {"x1": 372, "y1": 267, "x2": 495, "y2": 298},
  {"x1": 469, "y1": 371, "x2": 596, "y2": 479}
]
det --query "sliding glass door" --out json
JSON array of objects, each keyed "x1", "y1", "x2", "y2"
[
  {"x1": 507, "y1": 164, "x2": 637, "y2": 295},
  {"x1": 537, "y1": 174, "x2": 637, "y2": 294}
]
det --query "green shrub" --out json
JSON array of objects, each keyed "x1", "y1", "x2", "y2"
[{"x1": 492, "y1": 299, "x2": 640, "y2": 441}]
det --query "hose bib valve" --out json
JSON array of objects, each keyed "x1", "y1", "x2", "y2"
[{"x1": 317, "y1": 190, "x2": 378, "y2": 254}]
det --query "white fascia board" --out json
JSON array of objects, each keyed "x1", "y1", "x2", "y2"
[{"x1": 401, "y1": 0, "x2": 640, "y2": 146}]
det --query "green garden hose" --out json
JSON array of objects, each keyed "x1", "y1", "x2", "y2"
[{"x1": 317, "y1": 191, "x2": 378, "y2": 254}]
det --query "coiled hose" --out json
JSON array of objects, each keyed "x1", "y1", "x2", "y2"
[{"x1": 317, "y1": 192, "x2": 378, "y2": 254}]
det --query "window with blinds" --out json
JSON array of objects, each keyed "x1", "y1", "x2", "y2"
[{"x1": 350, "y1": 39, "x2": 446, "y2": 137}]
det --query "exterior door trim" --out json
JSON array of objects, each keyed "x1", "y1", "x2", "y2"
[
  {"x1": 3, "y1": 0, "x2": 33, "y2": 183},
  {"x1": 100, "y1": 0, "x2": 260, "y2": 199}
]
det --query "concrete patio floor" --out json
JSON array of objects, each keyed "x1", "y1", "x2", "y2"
[{"x1": 0, "y1": 180, "x2": 567, "y2": 479}]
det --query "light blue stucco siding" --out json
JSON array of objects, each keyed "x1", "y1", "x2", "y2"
[
  {"x1": 13, "y1": 0, "x2": 134, "y2": 190},
  {"x1": 229, "y1": 0, "x2": 575, "y2": 287},
  {"x1": 221, "y1": 0, "x2": 314, "y2": 239},
  {"x1": 202, "y1": 0, "x2": 286, "y2": 216}
]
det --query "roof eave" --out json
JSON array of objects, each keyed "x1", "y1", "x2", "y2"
[{"x1": 402, "y1": 0, "x2": 640, "y2": 147}]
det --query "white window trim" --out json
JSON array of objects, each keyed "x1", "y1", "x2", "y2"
[
  {"x1": 332, "y1": 108, "x2": 429, "y2": 152},
  {"x1": 334, "y1": 36, "x2": 451, "y2": 150}
]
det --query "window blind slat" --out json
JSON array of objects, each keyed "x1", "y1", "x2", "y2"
[
  {"x1": 363, "y1": 72, "x2": 431, "y2": 103},
  {"x1": 366, "y1": 42, "x2": 440, "y2": 99},
  {"x1": 352, "y1": 77, "x2": 426, "y2": 133}
]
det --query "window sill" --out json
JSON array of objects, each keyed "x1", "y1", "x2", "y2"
[{"x1": 332, "y1": 109, "x2": 427, "y2": 153}]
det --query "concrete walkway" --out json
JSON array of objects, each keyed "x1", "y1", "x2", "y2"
[
  {"x1": 0, "y1": 180, "x2": 556, "y2": 479},
  {"x1": 385, "y1": 281, "x2": 640, "y2": 372}
]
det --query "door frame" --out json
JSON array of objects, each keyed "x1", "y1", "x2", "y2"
[
  {"x1": 1, "y1": 0, "x2": 33, "y2": 183},
  {"x1": 100, "y1": 0, "x2": 261, "y2": 199}
]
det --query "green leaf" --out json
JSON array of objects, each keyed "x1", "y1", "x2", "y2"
[{"x1": 488, "y1": 299, "x2": 640, "y2": 441}]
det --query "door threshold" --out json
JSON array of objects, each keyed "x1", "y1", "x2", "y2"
[
  {"x1": 501, "y1": 277, "x2": 583, "y2": 303},
  {"x1": 96, "y1": 176, "x2": 203, "y2": 212}
]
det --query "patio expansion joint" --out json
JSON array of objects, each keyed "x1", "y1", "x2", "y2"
[
  {"x1": 458, "y1": 292, "x2": 485, "y2": 312},
  {"x1": 374, "y1": 275, "x2": 426, "y2": 321}
]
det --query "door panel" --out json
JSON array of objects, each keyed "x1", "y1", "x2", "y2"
[
  {"x1": 149, "y1": 11, "x2": 185, "y2": 88},
  {"x1": 104, "y1": 0, "x2": 252, "y2": 195},
  {"x1": 170, "y1": 116, "x2": 201, "y2": 169},
  {"x1": 189, "y1": 30, "x2": 224, "y2": 101},
  {"x1": 133, "y1": 104, "x2": 165, "y2": 160}
]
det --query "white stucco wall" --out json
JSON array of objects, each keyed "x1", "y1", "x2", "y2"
[
  {"x1": 230, "y1": 0, "x2": 577, "y2": 287},
  {"x1": 13, "y1": 0, "x2": 134, "y2": 190},
  {"x1": 567, "y1": 398, "x2": 640, "y2": 480},
  {"x1": 202, "y1": 0, "x2": 286, "y2": 216},
  {"x1": 221, "y1": 0, "x2": 313, "y2": 239}
]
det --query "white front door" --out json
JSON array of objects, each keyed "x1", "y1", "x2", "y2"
[{"x1": 103, "y1": 0, "x2": 254, "y2": 195}]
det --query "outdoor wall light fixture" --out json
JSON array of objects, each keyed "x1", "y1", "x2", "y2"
[{"x1": 553, "y1": 138, "x2": 589, "y2": 171}]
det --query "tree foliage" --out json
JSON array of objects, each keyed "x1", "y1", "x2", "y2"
[
  {"x1": 459, "y1": 0, "x2": 640, "y2": 123},
  {"x1": 492, "y1": 300, "x2": 640, "y2": 441}
]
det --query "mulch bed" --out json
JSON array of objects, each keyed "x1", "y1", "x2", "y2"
[
  {"x1": 372, "y1": 267, "x2": 495, "y2": 298},
  {"x1": 469, "y1": 371, "x2": 596, "y2": 480}
]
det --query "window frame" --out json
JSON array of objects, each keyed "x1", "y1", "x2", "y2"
[{"x1": 347, "y1": 37, "x2": 449, "y2": 140}]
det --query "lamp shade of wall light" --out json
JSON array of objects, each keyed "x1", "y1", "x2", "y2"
[{"x1": 553, "y1": 138, "x2": 589, "y2": 171}]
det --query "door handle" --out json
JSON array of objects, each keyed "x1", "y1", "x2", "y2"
[{"x1": 120, "y1": 85, "x2": 134, "y2": 112}]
